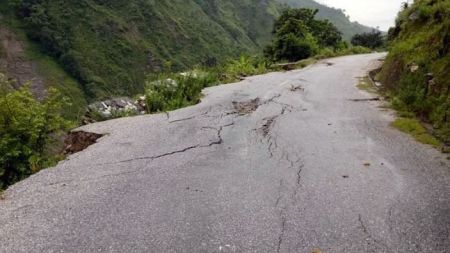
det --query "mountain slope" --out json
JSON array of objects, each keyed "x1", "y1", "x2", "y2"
[
  {"x1": 1, "y1": 0, "x2": 373, "y2": 103},
  {"x1": 3, "y1": 0, "x2": 279, "y2": 99}
]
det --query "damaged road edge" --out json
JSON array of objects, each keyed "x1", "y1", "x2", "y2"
[{"x1": 64, "y1": 131, "x2": 105, "y2": 155}]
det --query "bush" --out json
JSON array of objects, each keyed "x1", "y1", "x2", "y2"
[
  {"x1": 0, "y1": 79, "x2": 70, "y2": 189},
  {"x1": 144, "y1": 71, "x2": 218, "y2": 113}
]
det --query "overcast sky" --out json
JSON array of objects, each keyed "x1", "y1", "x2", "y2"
[{"x1": 316, "y1": 0, "x2": 407, "y2": 31}]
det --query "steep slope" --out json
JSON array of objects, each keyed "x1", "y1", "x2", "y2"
[
  {"x1": 277, "y1": 0, "x2": 373, "y2": 40},
  {"x1": 380, "y1": 0, "x2": 449, "y2": 142},
  {"x1": 4, "y1": 0, "x2": 280, "y2": 99}
]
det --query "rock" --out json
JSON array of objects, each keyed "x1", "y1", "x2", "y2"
[
  {"x1": 410, "y1": 64, "x2": 419, "y2": 73},
  {"x1": 409, "y1": 11, "x2": 420, "y2": 21},
  {"x1": 135, "y1": 96, "x2": 147, "y2": 113},
  {"x1": 363, "y1": 161, "x2": 371, "y2": 166},
  {"x1": 85, "y1": 96, "x2": 146, "y2": 122}
]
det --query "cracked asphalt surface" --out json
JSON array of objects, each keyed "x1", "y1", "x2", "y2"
[{"x1": 1, "y1": 53, "x2": 449, "y2": 253}]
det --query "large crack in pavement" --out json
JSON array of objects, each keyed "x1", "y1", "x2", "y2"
[
  {"x1": 117, "y1": 122, "x2": 235, "y2": 164},
  {"x1": 251, "y1": 95, "x2": 307, "y2": 253}
]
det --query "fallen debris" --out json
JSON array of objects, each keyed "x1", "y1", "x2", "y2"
[
  {"x1": 85, "y1": 97, "x2": 147, "y2": 123},
  {"x1": 64, "y1": 131, "x2": 104, "y2": 154},
  {"x1": 363, "y1": 161, "x2": 371, "y2": 167}
]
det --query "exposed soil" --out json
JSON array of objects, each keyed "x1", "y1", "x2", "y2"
[
  {"x1": 64, "y1": 131, "x2": 104, "y2": 155},
  {"x1": 0, "y1": 26, "x2": 46, "y2": 98},
  {"x1": 232, "y1": 98, "x2": 260, "y2": 115}
]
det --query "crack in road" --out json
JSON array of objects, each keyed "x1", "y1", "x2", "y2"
[
  {"x1": 169, "y1": 116, "x2": 196, "y2": 123},
  {"x1": 277, "y1": 214, "x2": 287, "y2": 253},
  {"x1": 116, "y1": 122, "x2": 235, "y2": 164},
  {"x1": 253, "y1": 97, "x2": 307, "y2": 253},
  {"x1": 358, "y1": 214, "x2": 392, "y2": 253}
]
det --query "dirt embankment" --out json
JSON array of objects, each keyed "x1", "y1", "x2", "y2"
[{"x1": 0, "y1": 26, "x2": 46, "y2": 98}]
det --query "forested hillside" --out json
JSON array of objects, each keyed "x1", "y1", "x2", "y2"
[
  {"x1": 380, "y1": 0, "x2": 449, "y2": 142},
  {"x1": 0, "y1": 0, "x2": 373, "y2": 101}
]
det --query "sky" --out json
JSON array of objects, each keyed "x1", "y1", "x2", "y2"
[{"x1": 315, "y1": 0, "x2": 408, "y2": 31}]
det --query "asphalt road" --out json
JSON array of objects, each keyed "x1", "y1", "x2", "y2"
[{"x1": 1, "y1": 53, "x2": 449, "y2": 253}]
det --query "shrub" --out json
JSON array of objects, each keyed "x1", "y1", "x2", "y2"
[
  {"x1": 144, "y1": 70, "x2": 218, "y2": 113},
  {"x1": 0, "y1": 79, "x2": 70, "y2": 189},
  {"x1": 219, "y1": 55, "x2": 270, "y2": 82}
]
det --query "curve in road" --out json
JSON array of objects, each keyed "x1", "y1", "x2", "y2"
[{"x1": 1, "y1": 53, "x2": 449, "y2": 253}]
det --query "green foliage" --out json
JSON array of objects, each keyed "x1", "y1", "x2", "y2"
[
  {"x1": 351, "y1": 30, "x2": 385, "y2": 49},
  {"x1": 7, "y1": 0, "x2": 280, "y2": 100},
  {"x1": 380, "y1": 0, "x2": 450, "y2": 143},
  {"x1": 265, "y1": 8, "x2": 340, "y2": 62},
  {"x1": 222, "y1": 55, "x2": 270, "y2": 81},
  {"x1": 311, "y1": 19, "x2": 343, "y2": 48},
  {"x1": 145, "y1": 71, "x2": 218, "y2": 113},
  {"x1": 0, "y1": 79, "x2": 70, "y2": 189},
  {"x1": 392, "y1": 118, "x2": 441, "y2": 147},
  {"x1": 144, "y1": 54, "x2": 271, "y2": 113}
]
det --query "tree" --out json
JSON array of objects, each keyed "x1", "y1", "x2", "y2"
[
  {"x1": 311, "y1": 20, "x2": 342, "y2": 48},
  {"x1": 265, "y1": 8, "x2": 343, "y2": 62},
  {"x1": 351, "y1": 30, "x2": 384, "y2": 49}
]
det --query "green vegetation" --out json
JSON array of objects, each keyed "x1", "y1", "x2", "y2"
[
  {"x1": 391, "y1": 118, "x2": 440, "y2": 147},
  {"x1": 380, "y1": 0, "x2": 450, "y2": 144},
  {"x1": 0, "y1": 78, "x2": 71, "y2": 189},
  {"x1": 4, "y1": 0, "x2": 280, "y2": 100},
  {"x1": 145, "y1": 71, "x2": 218, "y2": 113},
  {"x1": 144, "y1": 55, "x2": 270, "y2": 113},
  {"x1": 351, "y1": 30, "x2": 385, "y2": 49}
]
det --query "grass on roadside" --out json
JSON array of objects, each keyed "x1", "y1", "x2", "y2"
[
  {"x1": 391, "y1": 118, "x2": 440, "y2": 148},
  {"x1": 357, "y1": 76, "x2": 378, "y2": 94},
  {"x1": 356, "y1": 74, "x2": 446, "y2": 151}
]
